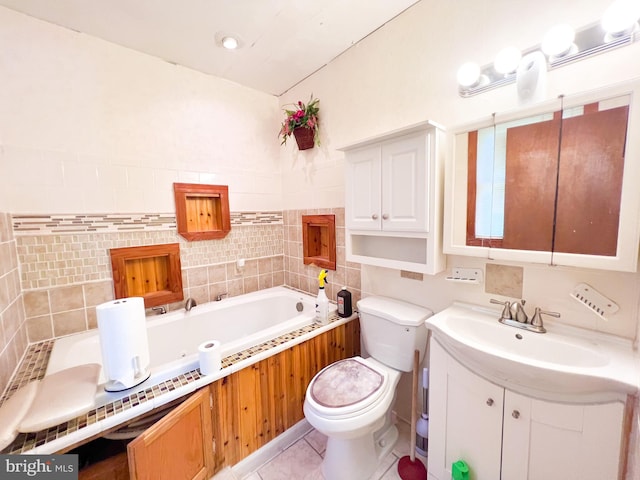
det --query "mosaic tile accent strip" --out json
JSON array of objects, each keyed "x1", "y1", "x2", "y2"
[
  {"x1": 12, "y1": 212, "x2": 283, "y2": 236},
  {"x1": 1, "y1": 313, "x2": 345, "y2": 454},
  {"x1": 0, "y1": 340, "x2": 54, "y2": 405},
  {"x1": 230, "y1": 211, "x2": 283, "y2": 225}
]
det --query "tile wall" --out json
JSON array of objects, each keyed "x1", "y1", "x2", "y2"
[
  {"x1": 14, "y1": 207, "x2": 359, "y2": 343},
  {"x1": 16, "y1": 213, "x2": 284, "y2": 344},
  {"x1": 283, "y1": 208, "x2": 361, "y2": 306},
  {"x1": 0, "y1": 213, "x2": 28, "y2": 393}
]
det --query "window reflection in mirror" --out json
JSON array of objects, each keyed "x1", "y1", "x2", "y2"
[{"x1": 466, "y1": 94, "x2": 629, "y2": 257}]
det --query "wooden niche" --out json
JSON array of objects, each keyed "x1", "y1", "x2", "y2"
[
  {"x1": 174, "y1": 183, "x2": 231, "y2": 241},
  {"x1": 110, "y1": 243, "x2": 184, "y2": 308},
  {"x1": 302, "y1": 214, "x2": 336, "y2": 270}
]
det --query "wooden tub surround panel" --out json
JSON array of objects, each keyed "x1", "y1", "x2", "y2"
[
  {"x1": 209, "y1": 318, "x2": 360, "y2": 473},
  {"x1": 2, "y1": 314, "x2": 359, "y2": 480}
]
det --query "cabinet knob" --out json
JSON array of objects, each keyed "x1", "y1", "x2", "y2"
[
  {"x1": 512, "y1": 410, "x2": 520, "y2": 419},
  {"x1": 486, "y1": 398, "x2": 494, "y2": 406},
  {"x1": 371, "y1": 214, "x2": 379, "y2": 220},
  {"x1": 382, "y1": 213, "x2": 389, "y2": 220}
]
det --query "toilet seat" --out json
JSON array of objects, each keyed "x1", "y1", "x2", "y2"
[{"x1": 306, "y1": 357, "x2": 392, "y2": 418}]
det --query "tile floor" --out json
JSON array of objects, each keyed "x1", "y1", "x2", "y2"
[{"x1": 214, "y1": 419, "x2": 427, "y2": 480}]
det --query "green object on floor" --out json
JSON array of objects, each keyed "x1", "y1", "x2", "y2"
[{"x1": 452, "y1": 460, "x2": 469, "y2": 480}]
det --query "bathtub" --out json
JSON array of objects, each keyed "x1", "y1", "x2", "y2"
[{"x1": 46, "y1": 286, "x2": 323, "y2": 406}]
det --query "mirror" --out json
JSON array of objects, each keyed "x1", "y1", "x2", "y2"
[{"x1": 444, "y1": 79, "x2": 640, "y2": 272}]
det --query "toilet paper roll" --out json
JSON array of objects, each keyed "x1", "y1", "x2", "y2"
[
  {"x1": 198, "y1": 340, "x2": 222, "y2": 375},
  {"x1": 97, "y1": 297, "x2": 150, "y2": 391}
]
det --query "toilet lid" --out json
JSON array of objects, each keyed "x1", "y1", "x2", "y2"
[{"x1": 310, "y1": 358, "x2": 384, "y2": 410}]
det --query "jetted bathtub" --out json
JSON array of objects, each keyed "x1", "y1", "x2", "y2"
[{"x1": 46, "y1": 286, "x2": 320, "y2": 405}]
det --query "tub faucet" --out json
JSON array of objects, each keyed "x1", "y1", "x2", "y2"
[
  {"x1": 185, "y1": 297, "x2": 197, "y2": 311},
  {"x1": 152, "y1": 306, "x2": 167, "y2": 315},
  {"x1": 216, "y1": 292, "x2": 228, "y2": 301}
]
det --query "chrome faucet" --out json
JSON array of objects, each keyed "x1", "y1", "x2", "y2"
[
  {"x1": 185, "y1": 298, "x2": 197, "y2": 311},
  {"x1": 490, "y1": 299, "x2": 560, "y2": 333},
  {"x1": 152, "y1": 306, "x2": 167, "y2": 315},
  {"x1": 511, "y1": 300, "x2": 528, "y2": 323},
  {"x1": 216, "y1": 292, "x2": 228, "y2": 301}
]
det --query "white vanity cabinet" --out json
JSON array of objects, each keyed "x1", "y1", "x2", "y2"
[
  {"x1": 342, "y1": 121, "x2": 446, "y2": 274},
  {"x1": 428, "y1": 340, "x2": 625, "y2": 480}
]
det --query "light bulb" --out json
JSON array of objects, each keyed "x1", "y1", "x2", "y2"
[
  {"x1": 602, "y1": 0, "x2": 640, "y2": 36},
  {"x1": 222, "y1": 36, "x2": 238, "y2": 49},
  {"x1": 457, "y1": 62, "x2": 481, "y2": 88},
  {"x1": 541, "y1": 24, "x2": 576, "y2": 57},
  {"x1": 494, "y1": 47, "x2": 522, "y2": 74}
]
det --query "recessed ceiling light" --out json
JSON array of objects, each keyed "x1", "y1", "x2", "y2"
[{"x1": 222, "y1": 36, "x2": 239, "y2": 50}]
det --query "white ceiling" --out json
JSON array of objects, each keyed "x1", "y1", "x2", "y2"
[{"x1": 0, "y1": 0, "x2": 419, "y2": 96}]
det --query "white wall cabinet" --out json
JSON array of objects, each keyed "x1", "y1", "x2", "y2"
[
  {"x1": 342, "y1": 121, "x2": 445, "y2": 274},
  {"x1": 428, "y1": 340, "x2": 625, "y2": 480}
]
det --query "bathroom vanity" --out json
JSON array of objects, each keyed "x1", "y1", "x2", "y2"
[{"x1": 425, "y1": 303, "x2": 639, "y2": 480}]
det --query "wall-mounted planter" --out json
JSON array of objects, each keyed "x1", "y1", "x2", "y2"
[
  {"x1": 293, "y1": 127, "x2": 316, "y2": 150},
  {"x1": 109, "y1": 243, "x2": 183, "y2": 308},
  {"x1": 174, "y1": 183, "x2": 231, "y2": 241},
  {"x1": 302, "y1": 214, "x2": 336, "y2": 270}
]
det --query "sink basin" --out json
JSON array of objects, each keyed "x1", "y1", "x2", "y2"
[{"x1": 426, "y1": 303, "x2": 640, "y2": 399}]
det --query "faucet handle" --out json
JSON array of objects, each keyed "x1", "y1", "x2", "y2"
[
  {"x1": 490, "y1": 299, "x2": 512, "y2": 320},
  {"x1": 530, "y1": 307, "x2": 561, "y2": 330},
  {"x1": 511, "y1": 300, "x2": 528, "y2": 323}
]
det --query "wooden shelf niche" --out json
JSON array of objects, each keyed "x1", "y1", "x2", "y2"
[
  {"x1": 302, "y1": 214, "x2": 336, "y2": 270},
  {"x1": 174, "y1": 183, "x2": 231, "y2": 241},
  {"x1": 110, "y1": 243, "x2": 184, "y2": 308}
]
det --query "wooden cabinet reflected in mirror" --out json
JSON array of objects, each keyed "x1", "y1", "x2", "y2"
[
  {"x1": 445, "y1": 79, "x2": 640, "y2": 272},
  {"x1": 466, "y1": 100, "x2": 628, "y2": 255}
]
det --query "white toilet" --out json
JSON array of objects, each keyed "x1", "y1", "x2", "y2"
[{"x1": 304, "y1": 296, "x2": 432, "y2": 480}]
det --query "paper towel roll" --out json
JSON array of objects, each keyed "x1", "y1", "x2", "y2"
[
  {"x1": 97, "y1": 297, "x2": 150, "y2": 392},
  {"x1": 198, "y1": 340, "x2": 222, "y2": 375}
]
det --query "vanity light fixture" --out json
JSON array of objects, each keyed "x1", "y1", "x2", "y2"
[
  {"x1": 457, "y1": 0, "x2": 640, "y2": 97},
  {"x1": 602, "y1": 0, "x2": 640, "y2": 39},
  {"x1": 456, "y1": 62, "x2": 482, "y2": 88},
  {"x1": 494, "y1": 46, "x2": 522, "y2": 74},
  {"x1": 541, "y1": 24, "x2": 577, "y2": 59}
]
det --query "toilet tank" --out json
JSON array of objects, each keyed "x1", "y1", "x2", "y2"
[{"x1": 357, "y1": 296, "x2": 432, "y2": 372}]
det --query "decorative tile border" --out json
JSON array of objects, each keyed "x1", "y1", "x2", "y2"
[
  {"x1": 1, "y1": 312, "x2": 342, "y2": 454},
  {"x1": 12, "y1": 212, "x2": 283, "y2": 236}
]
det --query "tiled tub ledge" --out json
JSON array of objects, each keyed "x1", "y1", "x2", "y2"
[{"x1": 0, "y1": 312, "x2": 354, "y2": 455}]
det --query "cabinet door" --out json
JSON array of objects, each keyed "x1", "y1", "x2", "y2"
[
  {"x1": 428, "y1": 340, "x2": 503, "y2": 480},
  {"x1": 381, "y1": 132, "x2": 428, "y2": 232},
  {"x1": 502, "y1": 390, "x2": 624, "y2": 480},
  {"x1": 127, "y1": 388, "x2": 214, "y2": 480},
  {"x1": 345, "y1": 145, "x2": 382, "y2": 231}
]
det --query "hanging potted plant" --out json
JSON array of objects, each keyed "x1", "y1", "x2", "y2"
[{"x1": 279, "y1": 95, "x2": 320, "y2": 150}]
